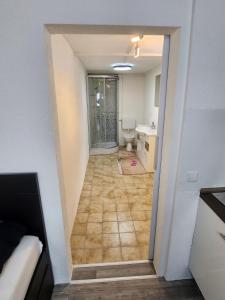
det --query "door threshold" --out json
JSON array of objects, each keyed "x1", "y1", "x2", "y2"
[
  {"x1": 73, "y1": 260, "x2": 151, "y2": 268},
  {"x1": 70, "y1": 274, "x2": 158, "y2": 285}
]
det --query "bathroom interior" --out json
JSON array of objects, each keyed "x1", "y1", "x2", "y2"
[{"x1": 49, "y1": 33, "x2": 164, "y2": 265}]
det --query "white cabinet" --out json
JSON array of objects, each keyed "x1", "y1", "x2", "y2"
[
  {"x1": 190, "y1": 199, "x2": 225, "y2": 300},
  {"x1": 136, "y1": 133, "x2": 156, "y2": 172}
]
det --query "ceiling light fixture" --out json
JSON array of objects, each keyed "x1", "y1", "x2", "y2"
[
  {"x1": 134, "y1": 44, "x2": 140, "y2": 58},
  {"x1": 131, "y1": 35, "x2": 143, "y2": 58},
  {"x1": 131, "y1": 34, "x2": 143, "y2": 43},
  {"x1": 112, "y1": 63, "x2": 133, "y2": 71}
]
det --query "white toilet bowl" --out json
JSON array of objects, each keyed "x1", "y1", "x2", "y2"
[{"x1": 124, "y1": 133, "x2": 135, "y2": 151}]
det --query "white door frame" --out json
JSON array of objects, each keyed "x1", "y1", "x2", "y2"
[
  {"x1": 47, "y1": 25, "x2": 190, "y2": 280},
  {"x1": 149, "y1": 35, "x2": 170, "y2": 259}
]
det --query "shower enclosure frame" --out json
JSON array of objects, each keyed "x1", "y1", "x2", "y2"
[{"x1": 87, "y1": 74, "x2": 119, "y2": 155}]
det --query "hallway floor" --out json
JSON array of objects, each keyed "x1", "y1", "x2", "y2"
[{"x1": 71, "y1": 153, "x2": 153, "y2": 264}]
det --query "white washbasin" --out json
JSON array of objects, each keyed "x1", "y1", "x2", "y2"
[{"x1": 136, "y1": 125, "x2": 157, "y2": 136}]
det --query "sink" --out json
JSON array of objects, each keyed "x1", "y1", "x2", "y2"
[{"x1": 136, "y1": 125, "x2": 157, "y2": 136}]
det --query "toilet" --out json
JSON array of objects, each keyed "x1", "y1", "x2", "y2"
[{"x1": 122, "y1": 118, "x2": 136, "y2": 151}]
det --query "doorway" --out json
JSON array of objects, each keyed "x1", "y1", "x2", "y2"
[
  {"x1": 60, "y1": 33, "x2": 167, "y2": 264},
  {"x1": 47, "y1": 25, "x2": 173, "y2": 274}
]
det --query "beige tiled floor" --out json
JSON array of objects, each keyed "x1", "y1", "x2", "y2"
[{"x1": 71, "y1": 153, "x2": 154, "y2": 264}]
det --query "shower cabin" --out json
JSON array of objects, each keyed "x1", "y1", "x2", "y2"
[{"x1": 87, "y1": 75, "x2": 119, "y2": 155}]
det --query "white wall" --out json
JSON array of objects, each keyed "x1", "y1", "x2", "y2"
[
  {"x1": 1, "y1": 0, "x2": 224, "y2": 284},
  {"x1": 118, "y1": 74, "x2": 145, "y2": 145},
  {"x1": 165, "y1": 0, "x2": 225, "y2": 280},
  {"x1": 118, "y1": 69, "x2": 161, "y2": 145},
  {"x1": 144, "y1": 66, "x2": 161, "y2": 127},
  {"x1": 50, "y1": 35, "x2": 89, "y2": 241},
  {"x1": 0, "y1": 0, "x2": 194, "y2": 283}
]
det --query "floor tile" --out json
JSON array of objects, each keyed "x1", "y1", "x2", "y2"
[
  {"x1": 84, "y1": 175, "x2": 93, "y2": 183},
  {"x1": 136, "y1": 232, "x2": 150, "y2": 246},
  {"x1": 103, "y1": 234, "x2": 120, "y2": 248},
  {"x1": 131, "y1": 211, "x2": 147, "y2": 221},
  {"x1": 86, "y1": 222, "x2": 102, "y2": 234},
  {"x1": 77, "y1": 206, "x2": 89, "y2": 213},
  {"x1": 89, "y1": 203, "x2": 103, "y2": 213},
  {"x1": 139, "y1": 246, "x2": 149, "y2": 260},
  {"x1": 88, "y1": 212, "x2": 103, "y2": 223},
  {"x1": 114, "y1": 189, "x2": 125, "y2": 197},
  {"x1": 133, "y1": 221, "x2": 150, "y2": 232},
  {"x1": 72, "y1": 223, "x2": 87, "y2": 235},
  {"x1": 85, "y1": 248, "x2": 102, "y2": 263},
  {"x1": 103, "y1": 203, "x2": 116, "y2": 212},
  {"x1": 126, "y1": 189, "x2": 140, "y2": 196},
  {"x1": 118, "y1": 221, "x2": 134, "y2": 233},
  {"x1": 102, "y1": 197, "x2": 115, "y2": 204},
  {"x1": 79, "y1": 198, "x2": 90, "y2": 205},
  {"x1": 82, "y1": 190, "x2": 91, "y2": 197},
  {"x1": 91, "y1": 188, "x2": 102, "y2": 197},
  {"x1": 75, "y1": 213, "x2": 89, "y2": 224},
  {"x1": 131, "y1": 203, "x2": 147, "y2": 211},
  {"x1": 145, "y1": 210, "x2": 151, "y2": 219},
  {"x1": 71, "y1": 249, "x2": 86, "y2": 264},
  {"x1": 103, "y1": 222, "x2": 119, "y2": 233},
  {"x1": 71, "y1": 235, "x2": 86, "y2": 249},
  {"x1": 128, "y1": 196, "x2": 139, "y2": 204},
  {"x1": 71, "y1": 152, "x2": 153, "y2": 264},
  {"x1": 82, "y1": 183, "x2": 92, "y2": 191},
  {"x1": 120, "y1": 233, "x2": 138, "y2": 247},
  {"x1": 101, "y1": 189, "x2": 114, "y2": 198},
  {"x1": 119, "y1": 196, "x2": 129, "y2": 203},
  {"x1": 121, "y1": 247, "x2": 141, "y2": 261},
  {"x1": 117, "y1": 203, "x2": 130, "y2": 212},
  {"x1": 103, "y1": 247, "x2": 122, "y2": 262},
  {"x1": 117, "y1": 211, "x2": 132, "y2": 221},
  {"x1": 103, "y1": 212, "x2": 117, "y2": 222},
  {"x1": 85, "y1": 234, "x2": 102, "y2": 249}
]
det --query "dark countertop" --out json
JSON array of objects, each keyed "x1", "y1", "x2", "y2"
[{"x1": 200, "y1": 187, "x2": 225, "y2": 223}]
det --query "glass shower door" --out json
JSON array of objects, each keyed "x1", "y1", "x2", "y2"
[
  {"x1": 88, "y1": 76, "x2": 118, "y2": 149},
  {"x1": 88, "y1": 77, "x2": 105, "y2": 148},
  {"x1": 104, "y1": 77, "x2": 117, "y2": 147}
]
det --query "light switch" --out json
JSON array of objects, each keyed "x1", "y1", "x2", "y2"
[{"x1": 186, "y1": 171, "x2": 199, "y2": 182}]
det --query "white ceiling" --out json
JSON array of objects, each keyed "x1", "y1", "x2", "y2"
[{"x1": 64, "y1": 34, "x2": 164, "y2": 74}]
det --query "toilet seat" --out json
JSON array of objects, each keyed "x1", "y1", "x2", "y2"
[
  {"x1": 124, "y1": 133, "x2": 135, "y2": 139},
  {"x1": 123, "y1": 132, "x2": 135, "y2": 151}
]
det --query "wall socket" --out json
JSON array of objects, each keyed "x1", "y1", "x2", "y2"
[{"x1": 186, "y1": 171, "x2": 199, "y2": 182}]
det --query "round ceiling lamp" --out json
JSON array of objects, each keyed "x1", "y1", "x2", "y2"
[{"x1": 112, "y1": 63, "x2": 133, "y2": 71}]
